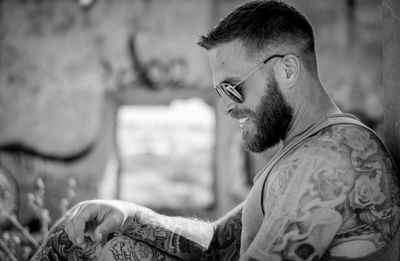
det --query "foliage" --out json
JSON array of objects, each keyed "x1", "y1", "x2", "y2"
[{"x1": 0, "y1": 176, "x2": 76, "y2": 261}]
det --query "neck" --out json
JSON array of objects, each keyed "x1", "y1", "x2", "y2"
[{"x1": 282, "y1": 83, "x2": 341, "y2": 146}]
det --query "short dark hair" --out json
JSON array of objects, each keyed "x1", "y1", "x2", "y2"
[{"x1": 198, "y1": 0, "x2": 317, "y2": 73}]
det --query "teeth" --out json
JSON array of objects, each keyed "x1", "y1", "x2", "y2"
[{"x1": 238, "y1": 117, "x2": 248, "y2": 127}]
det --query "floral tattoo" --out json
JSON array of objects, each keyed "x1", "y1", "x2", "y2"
[{"x1": 242, "y1": 124, "x2": 400, "y2": 260}]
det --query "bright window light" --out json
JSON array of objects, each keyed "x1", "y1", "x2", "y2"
[{"x1": 117, "y1": 98, "x2": 215, "y2": 209}]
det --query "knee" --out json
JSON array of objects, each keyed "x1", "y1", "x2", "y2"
[
  {"x1": 30, "y1": 208, "x2": 81, "y2": 260},
  {"x1": 100, "y1": 236, "x2": 180, "y2": 261}
]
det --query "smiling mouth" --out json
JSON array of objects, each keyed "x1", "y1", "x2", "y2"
[{"x1": 238, "y1": 117, "x2": 249, "y2": 128}]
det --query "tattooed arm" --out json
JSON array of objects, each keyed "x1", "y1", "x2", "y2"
[
  {"x1": 118, "y1": 202, "x2": 243, "y2": 261},
  {"x1": 30, "y1": 207, "x2": 102, "y2": 261},
  {"x1": 119, "y1": 202, "x2": 243, "y2": 261},
  {"x1": 34, "y1": 199, "x2": 243, "y2": 261},
  {"x1": 30, "y1": 202, "x2": 185, "y2": 261},
  {"x1": 30, "y1": 214, "x2": 184, "y2": 261},
  {"x1": 240, "y1": 125, "x2": 400, "y2": 261}
]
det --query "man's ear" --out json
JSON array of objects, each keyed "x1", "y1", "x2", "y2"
[{"x1": 275, "y1": 54, "x2": 299, "y2": 88}]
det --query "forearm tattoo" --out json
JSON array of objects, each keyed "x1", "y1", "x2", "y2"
[
  {"x1": 119, "y1": 207, "x2": 242, "y2": 261},
  {"x1": 31, "y1": 204, "x2": 242, "y2": 261},
  {"x1": 120, "y1": 213, "x2": 206, "y2": 261},
  {"x1": 30, "y1": 213, "x2": 193, "y2": 261}
]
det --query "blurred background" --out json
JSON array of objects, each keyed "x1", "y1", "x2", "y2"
[{"x1": 0, "y1": 0, "x2": 384, "y2": 259}]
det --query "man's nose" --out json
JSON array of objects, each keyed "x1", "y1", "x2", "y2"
[{"x1": 219, "y1": 94, "x2": 236, "y2": 115}]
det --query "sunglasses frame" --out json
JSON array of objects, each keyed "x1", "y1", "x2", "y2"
[{"x1": 213, "y1": 54, "x2": 285, "y2": 103}]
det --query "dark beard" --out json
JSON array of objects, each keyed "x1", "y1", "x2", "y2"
[{"x1": 242, "y1": 76, "x2": 293, "y2": 152}]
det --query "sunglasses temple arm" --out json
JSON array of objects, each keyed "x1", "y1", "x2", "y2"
[{"x1": 236, "y1": 62, "x2": 266, "y2": 87}]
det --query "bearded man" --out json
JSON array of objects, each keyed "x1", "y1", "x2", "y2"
[{"x1": 32, "y1": 1, "x2": 400, "y2": 260}]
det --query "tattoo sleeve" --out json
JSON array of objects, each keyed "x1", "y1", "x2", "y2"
[
  {"x1": 30, "y1": 220, "x2": 181, "y2": 261},
  {"x1": 119, "y1": 210, "x2": 209, "y2": 260},
  {"x1": 119, "y1": 203, "x2": 243, "y2": 261},
  {"x1": 30, "y1": 202, "x2": 243, "y2": 261},
  {"x1": 240, "y1": 125, "x2": 400, "y2": 261},
  {"x1": 30, "y1": 208, "x2": 206, "y2": 261},
  {"x1": 30, "y1": 211, "x2": 102, "y2": 261}
]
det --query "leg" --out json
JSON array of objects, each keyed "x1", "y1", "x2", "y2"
[
  {"x1": 30, "y1": 212, "x2": 102, "y2": 261},
  {"x1": 99, "y1": 236, "x2": 182, "y2": 261},
  {"x1": 30, "y1": 212, "x2": 182, "y2": 261}
]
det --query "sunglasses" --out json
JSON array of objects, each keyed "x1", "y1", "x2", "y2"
[{"x1": 213, "y1": 54, "x2": 285, "y2": 103}]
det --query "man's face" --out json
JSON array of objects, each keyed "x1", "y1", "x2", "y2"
[
  {"x1": 209, "y1": 41, "x2": 293, "y2": 152},
  {"x1": 241, "y1": 74, "x2": 293, "y2": 152}
]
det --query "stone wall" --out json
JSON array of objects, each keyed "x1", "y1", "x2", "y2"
[
  {"x1": 0, "y1": 0, "x2": 382, "y2": 223},
  {"x1": 0, "y1": 0, "x2": 214, "y2": 224}
]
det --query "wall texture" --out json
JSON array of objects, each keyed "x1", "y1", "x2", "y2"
[
  {"x1": 0, "y1": 0, "x2": 383, "y2": 223},
  {"x1": 0, "y1": 0, "x2": 215, "y2": 224}
]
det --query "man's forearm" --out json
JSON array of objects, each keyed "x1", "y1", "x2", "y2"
[
  {"x1": 30, "y1": 218, "x2": 182, "y2": 261},
  {"x1": 30, "y1": 206, "x2": 208, "y2": 261},
  {"x1": 120, "y1": 205, "x2": 214, "y2": 260},
  {"x1": 31, "y1": 201, "x2": 243, "y2": 261},
  {"x1": 120, "y1": 203, "x2": 243, "y2": 261}
]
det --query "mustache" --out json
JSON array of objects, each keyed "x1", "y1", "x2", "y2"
[{"x1": 229, "y1": 108, "x2": 256, "y2": 119}]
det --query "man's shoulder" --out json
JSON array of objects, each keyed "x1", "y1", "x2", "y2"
[
  {"x1": 273, "y1": 122, "x2": 399, "y2": 202},
  {"x1": 288, "y1": 122, "x2": 391, "y2": 163},
  {"x1": 263, "y1": 122, "x2": 400, "y2": 258}
]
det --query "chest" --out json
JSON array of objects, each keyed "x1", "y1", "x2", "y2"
[
  {"x1": 241, "y1": 165, "x2": 283, "y2": 254},
  {"x1": 241, "y1": 147, "x2": 303, "y2": 254},
  {"x1": 241, "y1": 174, "x2": 264, "y2": 246}
]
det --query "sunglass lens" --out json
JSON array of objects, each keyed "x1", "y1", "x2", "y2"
[
  {"x1": 214, "y1": 84, "x2": 243, "y2": 103},
  {"x1": 222, "y1": 84, "x2": 243, "y2": 103}
]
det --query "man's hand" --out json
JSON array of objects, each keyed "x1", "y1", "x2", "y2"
[
  {"x1": 64, "y1": 200, "x2": 133, "y2": 250},
  {"x1": 31, "y1": 198, "x2": 243, "y2": 260}
]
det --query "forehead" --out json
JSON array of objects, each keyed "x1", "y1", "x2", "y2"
[{"x1": 208, "y1": 40, "x2": 256, "y2": 83}]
